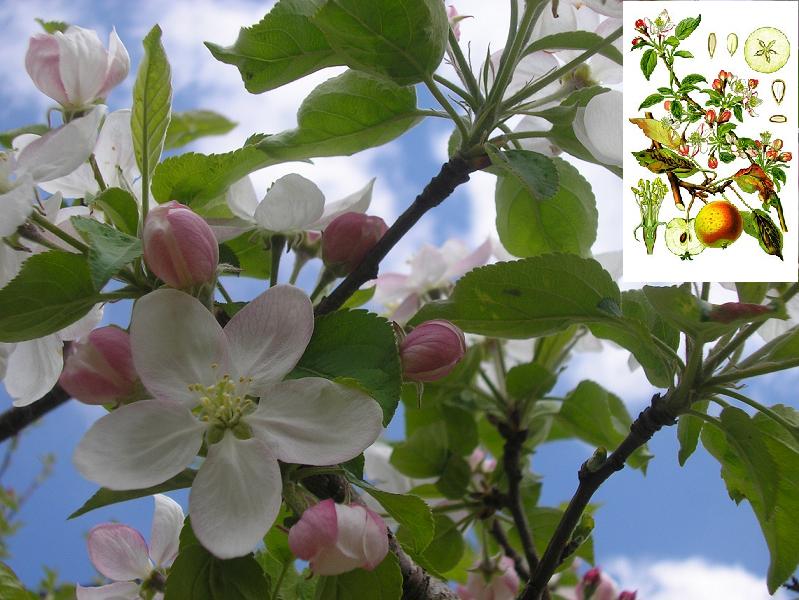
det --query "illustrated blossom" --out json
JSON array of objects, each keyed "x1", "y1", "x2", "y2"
[
  {"x1": 77, "y1": 494, "x2": 183, "y2": 600},
  {"x1": 26, "y1": 25, "x2": 130, "y2": 109},
  {"x1": 74, "y1": 285, "x2": 383, "y2": 559},
  {"x1": 288, "y1": 499, "x2": 389, "y2": 575}
]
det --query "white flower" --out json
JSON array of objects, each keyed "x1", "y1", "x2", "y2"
[
  {"x1": 76, "y1": 494, "x2": 183, "y2": 600},
  {"x1": 374, "y1": 238, "x2": 492, "y2": 323},
  {"x1": 211, "y1": 175, "x2": 375, "y2": 242},
  {"x1": 572, "y1": 90, "x2": 623, "y2": 168},
  {"x1": 74, "y1": 285, "x2": 383, "y2": 559}
]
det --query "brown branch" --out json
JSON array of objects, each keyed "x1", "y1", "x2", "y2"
[
  {"x1": 315, "y1": 156, "x2": 473, "y2": 316},
  {"x1": 490, "y1": 519, "x2": 531, "y2": 580},
  {"x1": 0, "y1": 385, "x2": 70, "y2": 444},
  {"x1": 390, "y1": 531, "x2": 459, "y2": 600},
  {"x1": 520, "y1": 393, "x2": 677, "y2": 600}
]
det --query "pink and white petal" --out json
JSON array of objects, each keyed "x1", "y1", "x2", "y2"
[
  {"x1": 310, "y1": 178, "x2": 375, "y2": 230},
  {"x1": 406, "y1": 245, "x2": 449, "y2": 290},
  {"x1": 373, "y1": 273, "x2": 411, "y2": 306},
  {"x1": 444, "y1": 238, "x2": 492, "y2": 280},
  {"x1": 530, "y1": 3, "x2": 581, "y2": 41},
  {"x1": 57, "y1": 26, "x2": 111, "y2": 105},
  {"x1": 131, "y1": 289, "x2": 232, "y2": 406},
  {"x1": 248, "y1": 378, "x2": 383, "y2": 465},
  {"x1": 37, "y1": 163, "x2": 97, "y2": 198},
  {"x1": 93, "y1": 109, "x2": 138, "y2": 188},
  {"x1": 506, "y1": 51, "x2": 561, "y2": 101},
  {"x1": 514, "y1": 116, "x2": 561, "y2": 156},
  {"x1": 332, "y1": 504, "x2": 369, "y2": 561},
  {"x1": 16, "y1": 106, "x2": 105, "y2": 183},
  {"x1": 190, "y1": 433, "x2": 282, "y2": 559},
  {"x1": 579, "y1": 0, "x2": 622, "y2": 18},
  {"x1": 589, "y1": 19, "x2": 622, "y2": 85},
  {"x1": 150, "y1": 494, "x2": 184, "y2": 568},
  {"x1": 224, "y1": 285, "x2": 313, "y2": 394},
  {"x1": 76, "y1": 582, "x2": 141, "y2": 600},
  {"x1": 361, "y1": 508, "x2": 389, "y2": 569},
  {"x1": 98, "y1": 28, "x2": 130, "y2": 98},
  {"x1": 574, "y1": 90, "x2": 622, "y2": 167},
  {"x1": 0, "y1": 175, "x2": 34, "y2": 237},
  {"x1": 59, "y1": 303, "x2": 103, "y2": 342},
  {"x1": 390, "y1": 293, "x2": 421, "y2": 325},
  {"x1": 288, "y1": 499, "x2": 338, "y2": 560},
  {"x1": 87, "y1": 523, "x2": 152, "y2": 581},
  {"x1": 5, "y1": 335, "x2": 63, "y2": 407},
  {"x1": 25, "y1": 34, "x2": 69, "y2": 106},
  {"x1": 226, "y1": 177, "x2": 259, "y2": 221},
  {"x1": 74, "y1": 399, "x2": 205, "y2": 490},
  {"x1": 254, "y1": 174, "x2": 324, "y2": 233},
  {"x1": 207, "y1": 218, "x2": 253, "y2": 243}
]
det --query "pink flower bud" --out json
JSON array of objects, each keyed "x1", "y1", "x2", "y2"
[
  {"x1": 25, "y1": 26, "x2": 130, "y2": 110},
  {"x1": 618, "y1": 592, "x2": 637, "y2": 600},
  {"x1": 322, "y1": 212, "x2": 388, "y2": 277},
  {"x1": 576, "y1": 567, "x2": 619, "y2": 600},
  {"x1": 59, "y1": 326, "x2": 137, "y2": 405},
  {"x1": 143, "y1": 201, "x2": 219, "y2": 289},
  {"x1": 718, "y1": 110, "x2": 731, "y2": 123},
  {"x1": 705, "y1": 301, "x2": 772, "y2": 324},
  {"x1": 779, "y1": 152, "x2": 792, "y2": 162},
  {"x1": 708, "y1": 155, "x2": 718, "y2": 169},
  {"x1": 712, "y1": 78, "x2": 723, "y2": 92},
  {"x1": 400, "y1": 320, "x2": 466, "y2": 382},
  {"x1": 288, "y1": 500, "x2": 389, "y2": 576},
  {"x1": 457, "y1": 557, "x2": 520, "y2": 600},
  {"x1": 447, "y1": 5, "x2": 462, "y2": 41},
  {"x1": 772, "y1": 139, "x2": 783, "y2": 151},
  {"x1": 705, "y1": 109, "x2": 716, "y2": 123}
]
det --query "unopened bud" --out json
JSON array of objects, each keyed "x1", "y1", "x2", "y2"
[
  {"x1": 59, "y1": 326, "x2": 137, "y2": 405},
  {"x1": 322, "y1": 212, "x2": 387, "y2": 277},
  {"x1": 718, "y1": 109, "x2": 732, "y2": 123},
  {"x1": 618, "y1": 592, "x2": 638, "y2": 600},
  {"x1": 708, "y1": 155, "x2": 718, "y2": 169},
  {"x1": 143, "y1": 201, "x2": 219, "y2": 289},
  {"x1": 748, "y1": 78, "x2": 758, "y2": 89},
  {"x1": 400, "y1": 320, "x2": 466, "y2": 382},
  {"x1": 772, "y1": 139, "x2": 783, "y2": 151},
  {"x1": 705, "y1": 301, "x2": 772, "y2": 324},
  {"x1": 779, "y1": 152, "x2": 792, "y2": 162}
]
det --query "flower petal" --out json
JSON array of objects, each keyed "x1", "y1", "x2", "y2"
[
  {"x1": 150, "y1": 494, "x2": 185, "y2": 568},
  {"x1": 443, "y1": 238, "x2": 492, "y2": 280},
  {"x1": 25, "y1": 33, "x2": 69, "y2": 106},
  {"x1": 505, "y1": 51, "x2": 560, "y2": 101},
  {"x1": 5, "y1": 335, "x2": 62, "y2": 407},
  {"x1": 87, "y1": 523, "x2": 152, "y2": 581},
  {"x1": 57, "y1": 26, "x2": 111, "y2": 106},
  {"x1": 248, "y1": 378, "x2": 382, "y2": 465},
  {"x1": 0, "y1": 174, "x2": 34, "y2": 237},
  {"x1": 76, "y1": 582, "x2": 141, "y2": 600},
  {"x1": 288, "y1": 499, "x2": 338, "y2": 561},
  {"x1": 254, "y1": 174, "x2": 324, "y2": 233},
  {"x1": 59, "y1": 303, "x2": 103, "y2": 341},
  {"x1": 226, "y1": 176, "x2": 258, "y2": 221},
  {"x1": 224, "y1": 284, "x2": 313, "y2": 394},
  {"x1": 310, "y1": 178, "x2": 375, "y2": 230},
  {"x1": 97, "y1": 28, "x2": 130, "y2": 99},
  {"x1": 190, "y1": 433, "x2": 282, "y2": 559},
  {"x1": 361, "y1": 508, "x2": 389, "y2": 569},
  {"x1": 74, "y1": 399, "x2": 205, "y2": 490},
  {"x1": 574, "y1": 90, "x2": 622, "y2": 167},
  {"x1": 131, "y1": 289, "x2": 232, "y2": 406}
]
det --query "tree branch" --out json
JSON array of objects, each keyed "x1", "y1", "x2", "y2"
[
  {"x1": 389, "y1": 531, "x2": 459, "y2": 600},
  {"x1": 490, "y1": 518, "x2": 531, "y2": 580},
  {"x1": 521, "y1": 393, "x2": 678, "y2": 600},
  {"x1": 315, "y1": 156, "x2": 473, "y2": 316},
  {"x1": 0, "y1": 385, "x2": 70, "y2": 444}
]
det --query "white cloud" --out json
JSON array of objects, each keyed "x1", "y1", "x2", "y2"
[{"x1": 606, "y1": 556, "x2": 790, "y2": 600}]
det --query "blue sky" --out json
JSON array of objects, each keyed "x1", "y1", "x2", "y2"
[{"x1": 0, "y1": 1, "x2": 796, "y2": 598}]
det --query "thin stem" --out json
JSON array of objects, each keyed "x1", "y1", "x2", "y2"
[
  {"x1": 273, "y1": 560, "x2": 290, "y2": 595},
  {"x1": 216, "y1": 280, "x2": 233, "y2": 304},
  {"x1": 686, "y1": 408, "x2": 721, "y2": 426},
  {"x1": 310, "y1": 269, "x2": 336, "y2": 303},
  {"x1": 496, "y1": 123, "x2": 523, "y2": 150},
  {"x1": 479, "y1": 369, "x2": 507, "y2": 409},
  {"x1": 417, "y1": 109, "x2": 454, "y2": 119},
  {"x1": 270, "y1": 235, "x2": 286, "y2": 288},
  {"x1": 288, "y1": 255, "x2": 309, "y2": 286},
  {"x1": 433, "y1": 74, "x2": 476, "y2": 107},
  {"x1": 88, "y1": 154, "x2": 108, "y2": 192},
  {"x1": 490, "y1": 519, "x2": 531, "y2": 580},
  {"x1": 29, "y1": 211, "x2": 89, "y2": 254},
  {"x1": 704, "y1": 358, "x2": 799, "y2": 386},
  {"x1": 424, "y1": 77, "x2": 469, "y2": 141},
  {"x1": 701, "y1": 282, "x2": 710, "y2": 301},
  {"x1": 447, "y1": 29, "x2": 482, "y2": 102}
]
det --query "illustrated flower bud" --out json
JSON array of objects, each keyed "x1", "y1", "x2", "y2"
[
  {"x1": 400, "y1": 320, "x2": 466, "y2": 382},
  {"x1": 663, "y1": 100, "x2": 672, "y2": 110},
  {"x1": 288, "y1": 500, "x2": 388, "y2": 576},
  {"x1": 631, "y1": 37, "x2": 644, "y2": 47},
  {"x1": 59, "y1": 326, "x2": 137, "y2": 405},
  {"x1": 708, "y1": 155, "x2": 718, "y2": 169},
  {"x1": 143, "y1": 201, "x2": 219, "y2": 289},
  {"x1": 705, "y1": 109, "x2": 716, "y2": 123},
  {"x1": 25, "y1": 26, "x2": 130, "y2": 110},
  {"x1": 748, "y1": 78, "x2": 758, "y2": 89},
  {"x1": 618, "y1": 592, "x2": 638, "y2": 600},
  {"x1": 678, "y1": 144, "x2": 690, "y2": 156},
  {"x1": 772, "y1": 139, "x2": 783, "y2": 151},
  {"x1": 718, "y1": 69, "x2": 731, "y2": 82},
  {"x1": 457, "y1": 557, "x2": 519, "y2": 600},
  {"x1": 766, "y1": 149, "x2": 778, "y2": 160},
  {"x1": 712, "y1": 78, "x2": 723, "y2": 91},
  {"x1": 634, "y1": 19, "x2": 646, "y2": 31},
  {"x1": 717, "y1": 110, "x2": 732, "y2": 123},
  {"x1": 779, "y1": 152, "x2": 792, "y2": 162},
  {"x1": 705, "y1": 301, "x2": 772, "y2": 324},
  {"x1": 576, "y1": 567, "x2": 618, "y2": 600},
  {"x1": 322, "y1": 212, "x2": 388, "y2": 277}
]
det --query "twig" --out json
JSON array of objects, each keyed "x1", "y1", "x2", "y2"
[
  {"x1": 490, "y1": 518, "x2": 531, "y2": 580},
  {"x1": 0, "y1": 386, "x2": 70, "y2": 444},
  {"x1": 389, "y1": 531, "x2": 459, "y2": 600}
]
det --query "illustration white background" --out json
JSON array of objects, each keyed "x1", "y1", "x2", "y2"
[{"x1": 622, "y1": 0, "x2": 798, "y2": 283}]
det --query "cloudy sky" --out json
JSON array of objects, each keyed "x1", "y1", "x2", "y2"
[{"x1": 0, "y1": 1, "x2": 796, "y2": 598}]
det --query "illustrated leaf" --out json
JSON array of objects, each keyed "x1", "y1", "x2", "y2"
[
  {"x1": 638, "y1": 93, "x2": 664, "y2": 110},
  {"x1": 0, "y1": 251, "x2": 99, "y2": 342},
  {"x1": 311, "y1": 0, "x2": 448, "y2": 85},
  {"x1": 165, "y1": 110, "x2": 237, "y2": 150},
  {"x1": 681, "y1": 73, "x2": 707, "y2": 85},
  {"x1": 206, "y1": 0, "x2": 340, "y2": 93},
  {"x1": 315, "y1": 553, "x2": 402, "y2": 600},
  {"x1": 640, "y1": 48, "x2": 657, "y2": 80},
  {"x1": 495, "y1": 156, "x2": 596, "y2": 258},
  {"x1": 132, "y1": 25, "x2": 173, "y2": 183},
  {"x1": 69, "y1": 469, "x2": 196, "y2": 519},
  {"x1": 71, "y1": 216, "x2": 142, "y2": 290},
  {"x1": 628, "y1": 118, "x2": 681, "y2": 149},
  {"x1": 89, "y1": 187, "x2": 139, "y2": 236},
  {"x1": 675, "y1": 15, "x2": 701, "y2": 40},
  {"x1": 524, "y1": 31, "x2": 622, "y2": 64},
  {"x1": 632, "y1": 147, "x2": 699, "y2": 177},
  {"x1": 289, "y1": 309, "x2": 401, "y2": 425}
]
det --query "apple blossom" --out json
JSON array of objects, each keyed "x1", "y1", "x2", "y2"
[
  {"x1": 618, "y1": 592, "x2": 637, "y2": 600},
  {"x1": 576, "y1": 567, "x2": 619, "y2": 600},
  {"x1": 322, "y1": 212, "x2": 388, "y2": 277},
  {"x1": 457, "y1": 557, "x2": 520, "y2": 600},
  {"x1": 572, "y1": 90, "x2": 623, "y2": 168},
  {"x1": 77, "y1": 494, "x2": 183, "y2": 600},
  {"x1": 26, "y1": 26, "x2": 130, "y2": 110},
  {"x1": 143, "y1": 201, "x2": 219, "y2": 289},
  {"x1": 374, "y1": 238, "x2": 491, "y2": 323},
  {"x1": 288, "y1": 499, "x2": 389, "y2": 575},
  {"x1": 59, "y1": 326, "x2": 138, "y2": 405},
  {"x1": 400, "y1": 320, "x2": 466, "y2": 382},
  {"x1": 74, "y1": 285, "x2": 383, "y2": 559}
]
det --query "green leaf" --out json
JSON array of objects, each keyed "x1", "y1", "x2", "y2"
[
  {"x1": 681, "y1": 73, "x2": 707, "y2": 85},
  {"x1": 506, "y1": 362, "x2": 556, "y2": 401},
  {"x1": 558, "y1": 380, "x2": 652, "y2": 471},
  {"x1": 487, "y1": 148, "x2": 560, "y2": 201},
  {"x1": 206, "y1": 0, "x2": 340, "y2": 94},
  {"x1": 342, "y1": 286, "x2": 376, "y2": 308},
  {"x1": 165, "y1": 520, "x2": 270, "y2": 600},
  {"x1": 315, "y1": 553, "x2": 402, "y2": 600},
  {"x1": 89, "y1": 187, "x2": 139, "y2": 236},
  {"x1": 165, "y1": 110, "x2": 236, "y2": 150},
  {"x1": 152, "y1": 70, "x2": 419, "y2": 203},
  {"x1": 495, "y1": 156, "x2": 596, "y2": 258},
  {"x1": 0, "y1": 563, "x2": 36, "y2": 600},
  {"x1": 69, "y1": 469, "x2": 196, "y2": 519},
  {"x1": 409, "y1": 254, "x2": 620, "y2": 338},
  {"x1": 311, "y1": 0, "x2": 448, "y2": 85},
  {"x1": 524, "y1": 31, "x2": 622, "y2": 65},
  {"x1": 390, "y1": 422, "x2": 449, "y2": 478},
  {"x1": 132, "y1": 25, "x2": 173, "y2": 184},
  {"x1": 350, "y1": 476, "x2": 435, "y2": 554},
  {"x1": 702, "y1": 407, "x2": 799, "y2": 592},
  {"x1": 640, "y1": 48, "x2": 657, "y2": 80},
  {"x1": 0, "y1": 123, "x2": 48, "y2": 149},
  {"x1": 35, "y1": 18, "x2": 69, "y2": 33},
  {"x1": 405, "y1": 514, "x2": 464, "y2": 574},
  {"x1": 220, "y1": 232, "x2": 271, "y2": 280},
  {"x1": 0, "y1": 251, "x2": 99, "y2": 342},
  {"x1": 70, "y1": 217, "x2": 142, "y2": 290},
  {"x1": 290, "y1": 309, "x2": 402, "y2": 425},
  {"x1": 736, "y1": 282, "x2": 768, "y2": 304},
  {"x1": 675, "y1": 15, "x2": 701, "y2": 40},
  {"x1": 673, "y1": 50, "x2": 693, "y2": 58},
  {"x1": 677, "y1": 400, "x2": 709, "y2": 466},
  {"x1": 435, "y1": 455, "x2": 471, "y2": 499},
  {"x1": 638, "y1": 93, "x2": 664, "y2": 110},
  {"x1": 670, "y1": 100, "x2": 683, "y2": 118}
]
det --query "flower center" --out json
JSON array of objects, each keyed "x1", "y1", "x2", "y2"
[{"x1": 190, "y1": 368, "x2": 256, "y2": 439}]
